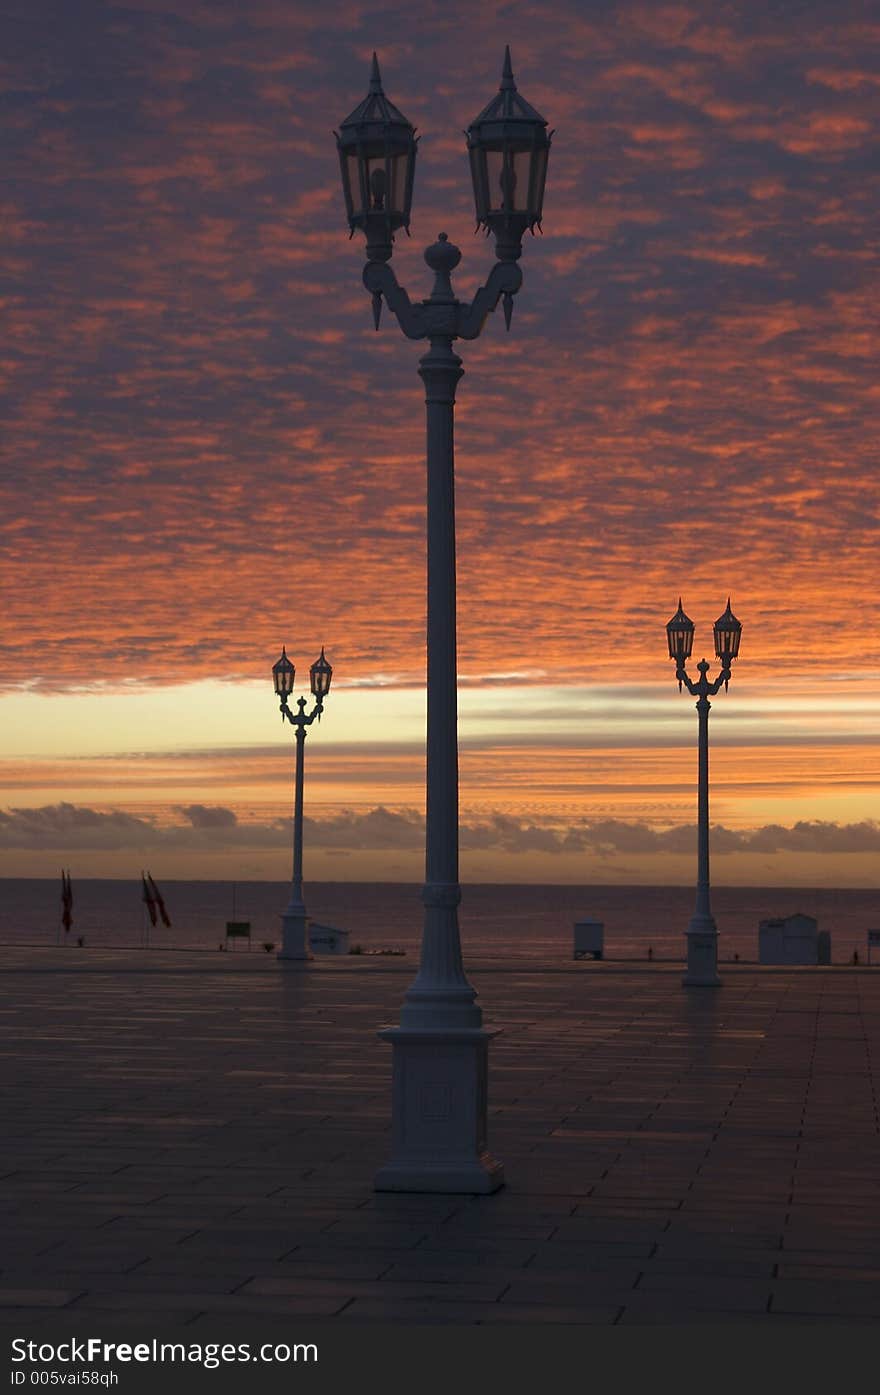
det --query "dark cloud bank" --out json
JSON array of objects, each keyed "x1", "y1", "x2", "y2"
[{"x1": 2, "y1": 801, "x2": 878, "y2": 858}]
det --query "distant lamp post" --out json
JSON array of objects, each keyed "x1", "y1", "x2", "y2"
[
  {"x1": 666, "y1": 599, "x2": 742, "y2": 987},
  {"x1": 336, "y1": 49, "x2": 552, "y2": 1193},
  {"x1": 272, "y1": 646, "x2": 333, "y2": 961}
]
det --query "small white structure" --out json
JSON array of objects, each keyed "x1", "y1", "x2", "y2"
[
  {"x1": 308, "y1": 922, "x2": 350, "y2": 955},
  {"x1": 759, "y1": 913, "x2": 818, "y2": 965},
  {"x1": 574, "y1": 919, "x2": 604, "y2": 960}
]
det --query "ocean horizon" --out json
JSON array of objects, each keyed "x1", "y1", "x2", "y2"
[{"x1": 1, "y1": 878, "x2": 877, "y2": 964}]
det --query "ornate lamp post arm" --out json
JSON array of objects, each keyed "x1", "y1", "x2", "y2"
[
  {"x1": 363, "y1": 242, "x2": 525, "y2": 339},
  {"x1": 279, "y1": 693, "x2": 325, "y2": 727},
  {"x1": 676, "y1": 664, "x2": 730, "y2": 699}
]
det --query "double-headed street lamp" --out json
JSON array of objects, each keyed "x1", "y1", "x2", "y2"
[
  {"x1": 666, "y1": 599, "x2": 742, "y2": 987},
  {"x1": 336, "y1": 49, "x2": 552, "y2": 1192},
  {"x1": 272, "y1": 646, "x2": 333, "y2": 961}
]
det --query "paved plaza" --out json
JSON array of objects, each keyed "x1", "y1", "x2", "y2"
[{"x1": 1, "y1": 948, "x2": 879, "y2": 1329}]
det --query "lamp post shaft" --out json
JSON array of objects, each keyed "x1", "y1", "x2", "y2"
[
  {"x1": 423, "y1": 339, "x2": 461, "y2": 898},
  {"x1": 695, "y1": 692, "x2": 711, "y2": 922},
  {"x1": 292, "y1": 724, "x2": 306, "y2": 906},
  {"x1": 683, "y1": 668, "x2": 720, "y2": 988},
  {"x1": 393, "y1": 337, "x2": 481, "y2": 1031},
  {"x1": 278, "y1": 712, "x2": 312, "y2": 961}
]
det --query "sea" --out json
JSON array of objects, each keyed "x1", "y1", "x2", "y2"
[{"x1": 1, "y1": 880, "x2": 878, "y2": 964}]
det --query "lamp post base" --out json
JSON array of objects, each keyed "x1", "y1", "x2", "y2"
[
  {"x1": 278, "y1": 906, "x2": 311, "y2": 961},
  {"x1": 683, "y1": 914, "x2": 721, "y2": 987},
  {"x1": 374, "y1": 1027, "x2": 504, "y2": 1194}
]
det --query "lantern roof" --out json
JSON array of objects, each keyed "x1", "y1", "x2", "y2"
[
  {"x1": 715, "y1": 597, "x2": 741, "y2": 631},
  {"x1": 467, "y1": 46, "x2": 549, "y2": 142},
  {"x1": 337, "y1": 53, "x2": 417, "y2": 146},
  {"x1": 667, "y1": 598, "x2": 694, "y2": 632},
  {"x1": 274, "y1": 645, "x2": 293, "y2": 670}
]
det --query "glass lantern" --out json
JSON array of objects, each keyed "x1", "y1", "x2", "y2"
[
  {"x1": 272, "y1": 647, "x2": 295, "y2": 699},
  {"x1": 666, "y1": 600, "x2": 695, "y2": 689},
  {"x1": 336, "y1": 54, "x2": 417, "y2": 260},
  {"x1": 714, "y1": 600, "x2": 742, "y2": 672},
  {"x1": 466, "y1": 46, "x2": 551, "y2": 256},
  {"x1": 310, "y1": 647, "x2": 333, "y2": 700}
]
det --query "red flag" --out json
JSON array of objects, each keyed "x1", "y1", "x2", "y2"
[
  {"x1": 147, "y1": 873, "x2": 171, "y2": 928},
  {"x1": 141, "y1": 871, "x2": 157, "y2": 927},
  {"x1": 61, "y1": 869, "x2": 72, "y2": 934}
]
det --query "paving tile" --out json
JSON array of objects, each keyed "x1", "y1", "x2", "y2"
[
  {"x1": 66, "y1": 1290, "x2": 350, "y2": 1316},
  {"x1": 770, "y1": 1280, "x2": 880, "y2": 1317},
  {"x1": 0, "y1": 1289, "x2": 82, "y2": 1308}
]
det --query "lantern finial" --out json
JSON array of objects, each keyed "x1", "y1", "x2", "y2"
[
  {"x1": 369, "y1": 52, "x2": 383, "y2": 93},
  {"x1": 501, "y1": 45, "x2": 515, "y2": 89}
]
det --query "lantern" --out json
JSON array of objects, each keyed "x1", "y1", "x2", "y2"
[
  {"x1": 466, "y1": 46, "x2": 552, "y2": 258},
  {"x1": 666, "y1": 599, "x2": 695, "y2": 690},
  {"x1": 272, "y1": 647, "x2": 294, "y2": 698},
  {"x1": 714, "y1": 600, "x2": 742, "y2": 679},
  {"x1": 335, "y1": 54, "x2": 418, "y2": 261},
  {"x1": 310, "y1": 647, "x2": 333, "y2": 700}
]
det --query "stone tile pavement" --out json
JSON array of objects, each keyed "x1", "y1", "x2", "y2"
[{"x1": 1, "y1": 948, "x2": 879, "y2": 1328}]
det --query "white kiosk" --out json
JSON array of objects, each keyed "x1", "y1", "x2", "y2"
[
  {"x1": 308, "y1": 922, "x2": 350, "y2": 955},
  {"x1": 758, "y1": 913, "x2": 818, "y2": 965}
]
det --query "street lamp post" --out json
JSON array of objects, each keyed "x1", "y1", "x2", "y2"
[
  {"x1": 335, "y1": 49, "x2": 552, "y2": 1192},
  {"x1": 666, "y1": 599, "x2": 742, "y2": 987},
  {"x1": 272, "y1": 646, "x2": 333, "y2": 961}
]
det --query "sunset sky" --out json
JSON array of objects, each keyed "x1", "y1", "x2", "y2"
[{"x1": 2, "y1": 0, "x2": 878, "y2": 884}]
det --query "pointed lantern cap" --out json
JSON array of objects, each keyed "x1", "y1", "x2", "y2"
[
  {"x1": 466, "y1": 46, "x2": 552, "y2": 236},
  {"x1": 272, "y1": 646, "x2": 295, "y2": 697},
  {"x1": 713, "y1": 598, "x2": 742, "y2": 666},
  {"x1": 666, "y1": 598, "x2": 695, "y2": 664},
  {"x1": 336, "y1": 54, "x2": 418, "y2": 242}
]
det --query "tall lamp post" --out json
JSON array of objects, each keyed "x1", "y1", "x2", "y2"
[
  {"x1": 272, "y1": 646, "x2": 333, "y2": 961},
  {"x1": 666, "y1": 599, "x2": 742, "y2": 987},
  {"x1": 335, "y1": 50, "x2": 552, "y2": 1192}
]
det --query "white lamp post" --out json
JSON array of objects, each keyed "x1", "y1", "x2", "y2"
[
  {"x1": 666, "y1": 599, "x2": 742, "y2": 987},
  {"x1": 336, "y1": 49, "x2": 552, "y2": 1192},
  {"x1": 272, "y1": 646, "x2": 333, "y2": 961}
]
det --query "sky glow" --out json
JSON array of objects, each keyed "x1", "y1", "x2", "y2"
[{"x1": 2, "y1": 0, "x2": 878, "y2": 882}]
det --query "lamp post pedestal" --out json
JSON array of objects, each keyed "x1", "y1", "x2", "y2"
[
  {"x1": 374, "y1": 1027, "x2": 504, "y2": 1193},
  {"x1": 278, "y1": 902, "x2": 310, "y2": 961},
  {"x1": 684, "y1": 915, "x2": 720, "y2": 987}
]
